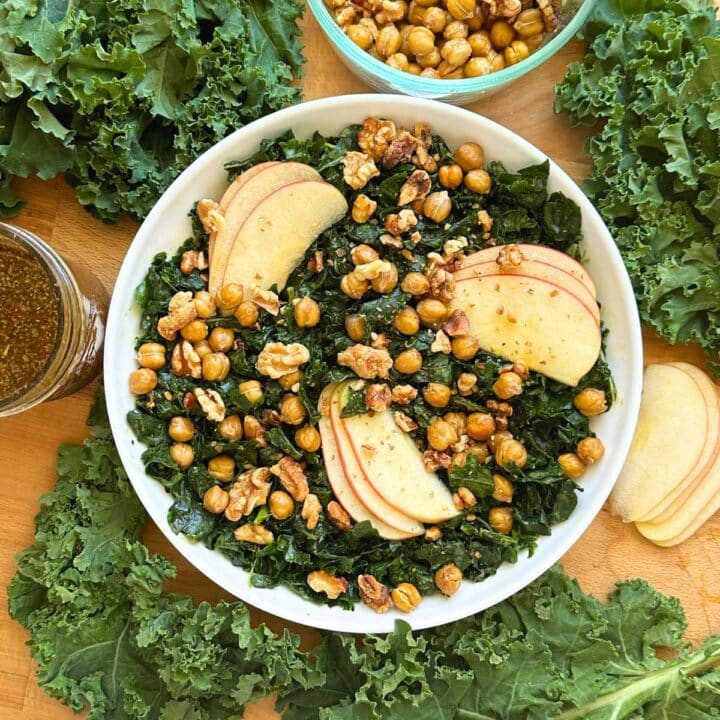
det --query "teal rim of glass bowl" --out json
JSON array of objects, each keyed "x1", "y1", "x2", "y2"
[{"x1": 307, "y1": 0, "x2": 597, "y2": 96}]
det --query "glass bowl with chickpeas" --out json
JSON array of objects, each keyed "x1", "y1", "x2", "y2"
[{"x1": 308, "y1": 0, "x2": 594, "y2": 104}]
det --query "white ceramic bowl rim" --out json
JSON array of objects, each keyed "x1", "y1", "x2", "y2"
[{"x1": 105, "y1": 94, "x2": 643, "y2": 633}]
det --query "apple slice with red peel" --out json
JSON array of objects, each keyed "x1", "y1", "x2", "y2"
[
  {"x1": 454, "y1": 257, "x2": 599, "y2": 325},
  {"x1": 220, "y1": 178, "x2": 347, "y2": 297},
  {"x1": 208, "y1": 162, "x2": 323, "y2": 295},
  {"x1": 452, "y1": 273, "x2": 601, "y2": 387},
  {"x1": 611, "y1": 364, "x2": 709, "y2": 522},
  {"x1": 458, "y1": 244, "x2": 597, "y2": 298},
  {"x1": 328, "y1": 383, "x2": 426, "y2": 536},
  {"x1": 634, "y1": 363, "x2": 720, "y2": 523},
  {"x1": 208, "y1": 161, "x2": 281, "y2": 264},
  {"x1": 337, "y1": 384, "x2": 458, "y2": 524}
]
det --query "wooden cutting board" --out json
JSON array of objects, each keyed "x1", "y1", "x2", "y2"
[{"x1": 1, "y1": 12, "x2": 718, "y2": 720}]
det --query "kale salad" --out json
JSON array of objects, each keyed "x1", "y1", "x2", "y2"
[{"x1": 126, "y1": 119, "x2": 613, "y2": 610}]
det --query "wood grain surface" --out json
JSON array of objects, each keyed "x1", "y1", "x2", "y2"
[{"x1": 1, "y1": 10, "x2": 719, "y2": 720}]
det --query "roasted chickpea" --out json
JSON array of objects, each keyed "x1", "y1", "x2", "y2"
[
  {"x1": 345, "y1": 313, "x2": 367, "y2": 342},
  {"x1": 136, "y1": 342, "x2": 166, "y2": 370},
  {"x1": 168, "y1": 416, "x2": 194, "y2": 442},
  {"x1": 434, "y1": 563, "x2": 462, "y2": 596},
  {"x1": 488, "y1": 506, "x2": 514, "y2": 534},
  {"x1": 493, "y1": 371, "x2": 523, "y2": 399},
  {"x1": 577, "y1": 437, "x2": 605, "y2": 465},
  {"x1": 446, "y1": 0, "x2": 475, "y2": 19},
  {"x1": 468, "y1": 30, "x2": 492, "y2": 56},
  {"x1": 437, "y1": 60, "x2": 464, "y2": 79},
  {"x1": 347, "y1": 23, "x2": 373, "y2": 50},
  {"x1": 234, "y1": 300, "x2": 259, "y2": 327},
  {"x1": 423, "y1": 191, "x2": 452, "y2": 223},
  {"x1": 401, "y1": 271, "x2": 430, "y2": 296},
  {"x1": 464, "y1": 56, "x2": 492, "y2": 77},
  {"x1": 377, "y1": 23, "x2": 402, "y2": 58},
  {"x1": 505, "y1": 39, "x2": 529, "y2": 66},
  {"x1": 457, "y1": 372, "x2": 478, "y2": 395},
  {"x1": 341, "y1": 272, "x2": 369, "y2": 300},
  {"x1": 525, "y1": 33, "x2": 544, "y2": 52},
  {"x1": 466, "y1": 412, "x2": 495, "y2": 441},
  {"x1": 417, "y1": 47, "x2": 441, "y2": 68},
  {"x1": 351, "y1": 244, "x2": 380, "y2": 265},
  {"x1": 443, "y1": 411, "x2": 467, "y2": 437},
  {"x1": 280, "y1": 394, "x2": 307, "y2": 425},
  {"x1": 487, "y1": 48, "x2": 506, "y2": 72},
  {"x1": 454, "y1": 141, "x2": 484, "y2": 171},
  {"x1": 573, "y1": 388, "x2": 607, "y2": 417},
  {"x1": 395, "y1": 348, "x2": 423, "y2": 374},
  {"x1": 394, "y1": 307, "x2": 421, "y2": 335},
  {"x1": 294, "y1": 296, "x2": 321, "y2": 328},
  {"x1": 269, "y1": 490, "x2": 295, "y2": 520},
  {"x1": 416, "y1": 298, "x2": 449, "y2": 326},
  {"x1": 441, "y1": 37, "x2": 472, "y2": 66},
  {"x1": 208, "y1": 454, "x2": 235, "y2": 482},
  {"x1": 514, "y1": 8, "x2": 544, "y2": 37},
  {"x1": 194, "y1": 291, "x2": 216, "y2": 319},
  {"x1": 496, "y1": 438, "x2": 528, "y2": 469},
  {"x1": 194, "y1": 339, "x2": 212, "y2": 360},
  {"x1": 203, "y1": 485, "x2": 230, "y2": 514},
  {"x1": 414, "y1": 0, "x2": 438, "y2": 6},
  {"x1": 218, "y1": 414, "x2": 243, "y2": 442},
  {"x1": 451, "y1": 334, "x2": 480, "y2": 361},
  {"x1": 420, "y1": 66, "x2": 440, "y2": 78},
  {"x1": 278, "y1": 369, "x2": 303, "y2": 390},
  {"x1": 423, "y1": 5, "x2": 446, "y2": 32},
  {"x1": 170, "y1": 442, "x2": 194, "y2": 469},
  {"x1": 438, "y1": 164, "x2": 463, "y2": 189},
  {"x1": 407, "y1": 0, "x2": 426, "y2": 24},
  {"x1": 295, "y1": 425, "x2": 322, "y2": 453},
  {"x1": 407, "y1": 62, "x2": 422, "y2": 75},
  {"x1": 387, "y1": 52, "x2": 409, "y2": 71},
  {"x1": 238, "y1": 379, "x2": 264, "y2": 405},
  {"x1": 487, "y1": 429, "x2": 513, "y2": 453},
  {"x1": 559, "y1": 452, "x2": 586, "y2": 479},
  {"x1": 129, "y1": 368, "x2": 157, "y2": 395},
  {"x1": 490, "y1": 19, "x2": 515, "y2": 49},
  {"x1": 392, "y1": 582, "x2": 422, "y2": 612},
  {"x1": 464, "y1": 168, "x2": 492, "y2": 194},
  {"x1": 202, "y1": 352, "x2": 230, "y2": 382},
  {"x1": 492, "y1": 474, "x2": 514, "y2": 503},
  {"x1": 371, "y1": 263, "x2": 399, "y2": 294},
  {"x1": 427, "y1": 418, "x2": 458, "y2": 451},
  {"x1": 407, "y1": 25, "x2": 435, "y2": 56},
  {"x1": 180, "y1": 319, "x2": 208, "y2": 343},
  {"x1": 215, "y1": 283, "x2": 244, "y2": 312},
  {"x1": 423, "y1": 382, "x2": 452, "y2": 408},
  {"x1": 209, "y1": 326, "x2": 235, "y2": 353},
  {"x1": 443, "y1": 19, "x2": 468, "y2": 40}
]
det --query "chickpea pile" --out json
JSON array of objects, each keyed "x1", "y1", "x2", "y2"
[{"x1": 326, "y1": 0, "x2": 558, "y2": 80}]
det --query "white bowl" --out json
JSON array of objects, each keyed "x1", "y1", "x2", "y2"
[{"x1": 105, "y1": 94, "x2": 643, "y2": 633}]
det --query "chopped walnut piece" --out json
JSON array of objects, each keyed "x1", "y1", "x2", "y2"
[
  {"x1": 352, "y1": 194, "x2": 378, "y2": 223},
  {"x1": 171, "y1": 340, "x2": 201, "y2": 378},
  {"x1": 224, "y1": 468, "x2": 272, "y2": 522},
  {"x1": 256, "y1": 342, "x2": 310, "y2": 379},
  {"x1": 366, "y1": 383, "x2": 392, "y2": 412},
  {"x1": 307, "y1": 250, "x2": 324, "y2": 273},
  {"x1": 442, "y1": 309, "x2": 470, "y2": 337},
  {"x1": 357, "y1": 118, "x2": 397, "y2": 161},
  {"x1": 414, "y1": 143, "x2": 437, "y2": 173},
  {"x1": 379, "y1": 233, "x2": 403, "y2": 249},
  {"x1": 234, "y1": 523, "x2": 274, "y2": 545},
  {"x1": 427, "y1": 266, "x2": 456, "y2": 303},
  {"x1": 537, "y1": 0, "x2": 558, "y2": 31},
  {"x1": 496, "y1": 243, "x2": 525, "y2": 271},
  {"x1": 370, "y1": 332, "x2": 389, "y2": 350},
  {"x1": 343, "y1": 151, "x2": 380, "y2": 190},
  {"x1": 158, "y1": 291, "x2": 197, "y2": 340},
  {"x1": 424, "y1": 449, "x2": 451, "y2": 472},
  {"x1": 327, "y1": 501, "x2": 352, "y2": 531},
  {"x1": 271, "y1": 456, "x2": 309, "y2": 502},
  {"x1": 252, "y1": 288, "x2": 280, "y2": 315},
  {"x1": 443, "y1": 237, "x2": 468, "y2": 259},
  {"x1": 197, "y1": 198, "x2": 226, "y2": 234},
  {"x1": 391, "y1": 384, "x2": 418, "y2": 405},
  {"x1": 383, "y1": 130, "x2": 417, "y2": 169},
  {"x1": 431, "y1": 330, "x2": 452, "y2": 354},
  {"x1": 193, "y1": 387, "x2": 225, "y2": 422},
  {"x1": 180, "y1": 250, "x2": 200, "y2": 275},
  {"x1": 333, "y1": 3, "x2": 357, "y2": 29},
  {"x1": 307, "y1": 570, "x2": 348, "y2": 599},
  {"x1": 384, "y1": 209, "x2": 418, "y2": 236},
  {"x1": 337, "y1": 344, "x2": 393, "y2": 380},
  {"x1": 353, "y1": 259, "x2": 392, "y2": 281},
  {"x1": 301, "y1": 493, "x2": 322, "y2": 530},
  {"x1": 477, "y1": 210, "x2": 493, "y2": 235},
  {"x1": 398, "y1": 169, "x2": 431, "y2": 206},
  {"x1": 453, "y1": 486, "x2": 478, "y2": 510},
  {"x1": 393, "y1": 411, "x2": 418, "y2": 433},
  {"x1": 424, "y1": 526, "x2": 442, "y2": 541},
  {"x1": 358, "y1": 574, "x2": 392, "y2": 613},
  {"x1": 413, "y1": 121, "x2": 432, "y2": 149}
]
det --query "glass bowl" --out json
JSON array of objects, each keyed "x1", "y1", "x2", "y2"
[{"x1": 307, "y1": 0, "x2": 596, "y2": 105}]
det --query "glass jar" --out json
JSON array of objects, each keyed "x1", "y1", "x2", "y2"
[{"x1": 0, "y1": 222, "x2": 108, "y2": 417}]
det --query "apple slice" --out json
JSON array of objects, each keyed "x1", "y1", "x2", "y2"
[
  {"x1": 610, "y1": 364, "x2": 709, "y2": 522},
  {"x1": 220, "y1": 179, "x2": 348, "y2": 296},
  {"x1": 208, "y1": 161, "x2": 281, "y2": 264},
  {"x1": 451, "y1": 273, "x2": 601, "y2": 387},
  {"x1": 208, "y1": 162, "x2": 322, "y2": 295},
  {"x1": 454, "y1": 257, "x2": 599, "y2": 325},
  {"x1": 634, "y1": 363, "x2": 720, "y2": 523},
  {"x1": 337, "y1": 385, "x2": 458, "y2": 524},
  {"x1": 328, "y1": 383, "x2": 426, "y2": 536},
  {"x1": 459, "y1": 244, "x2": 597, "y2": 298}
]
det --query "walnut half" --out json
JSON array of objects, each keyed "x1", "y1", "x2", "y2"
[
  {"x1": 337, "y1": 344, "x2": 393, "y2": 380},
  {"x1": 357, "y1": 574, "x2": 392, "y2": 613},
  {"x1": 307, "y1": 570, "x2": 349, "y2": 599},
  {"x1": 256, "y1": 342, "x2": 310, "y2": 379}
]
